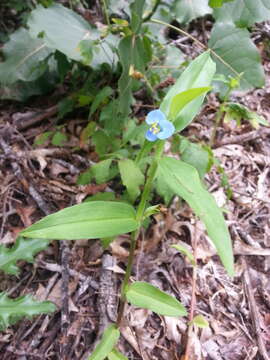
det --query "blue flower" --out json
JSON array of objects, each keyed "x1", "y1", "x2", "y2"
[{"x1": 145, "y1": 109, "x2": 175, "y2": 142}]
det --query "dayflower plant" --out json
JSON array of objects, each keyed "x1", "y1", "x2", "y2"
[{"x1": 145, "y1": 109, "x2": 175, "y2": 141}]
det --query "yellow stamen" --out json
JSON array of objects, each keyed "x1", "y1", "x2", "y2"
[{"x1": 150, "y1": 122, "x2": 160, "y2": 134}]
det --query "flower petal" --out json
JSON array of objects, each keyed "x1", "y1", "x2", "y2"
[
  {"x1": 145, "y1": 129, "x2": 158, "y2": 142},
  {"x1": 157, "y1": 120, "x2": 175, "y2": 140},
  {"x1": 145, "y1": 109, "x2": 166, "y2": 125}
]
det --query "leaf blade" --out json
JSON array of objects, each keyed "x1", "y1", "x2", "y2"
[
  {"x1": 160, "y1": 51, "x2": 216, "y2": 131},
  {"x1": 169, "y1": 87, "x2": 211, "y2": 120},
  {"x1": 0, "y1": 292, "x2": 55, "y2": 331},
  {"x1": 20, "y1": 201, "x2": 139, "y2": 240},
  {"x1": 158, "y1": 157, "x2": 234, "y2": 276},
  {"x1": 125, "y1": 281, "x2": 187, "y2": 317},
  {"x1": 88, "y1": 324, "x2": 120, "y2": 360}
]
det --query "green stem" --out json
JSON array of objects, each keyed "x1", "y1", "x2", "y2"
[
  {"x1": 210, "y1": 88, "x2": 231, "y2": 146},
  {"x1": 101, "y1": 0, "x2": 110, "y2": 26},
  {"x1": 151, "y1": 19, "x2": 240, "y2": 78},
  {"x1": 143, "y1": 0, "x2": 161, "y2": 22},
  {"x1": 116, "y1": 141, "x2": 164, "y2": 327}
]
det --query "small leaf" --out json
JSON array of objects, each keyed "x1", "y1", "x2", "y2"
[
  {"x1": 171, "y1": 244, "x2": 196, "y2": 266},
  {"x1": 91, "y1": 159, "x2": 113, "y2": 184},
  {"x1": 107, "y1": 348, "x2": 128, "y2": 360},
  {"x1": 88, "y1": 324, "x2": 120, "y2": 360},
  {"x1": 181, "y1": 140, "x2": 212, "y2": 179},
  {"x1": 0, "y1": 237, "x2": 50, "y2": 275},
  {"x1": 125, "y1": 281, "x2": 187, "y2": 317},
  {"x1": 190, "y1": 314, "x2": 209, "y2": 328},
  {"x1": 158, "y1": 157, "x2": 234, "y2": 276},
  {"x1": 51, "y1": 131, "x2": 68, "y2": 146},
  {"x1": 90, "y1": 86, "x2": 113, "y2": 115},
  {"x1": 0, "y1": 292, "x2": 56, "y2": 330},
  {"x1": 143, "y1": 205, "x2": 161, "y2": 219},
  {"x1": 118, "y1": 159, "x2": 145, "y2": 202},
  {"x1": 20, "y1": 201, "x2": 139, "y2": 240},
  {"x1": 169, "y1": 87, "x2": 211, "y2": 120}
]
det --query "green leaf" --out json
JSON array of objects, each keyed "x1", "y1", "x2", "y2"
[
  {"x1": 208, "y1": 23, "x2": 265, "y2": 91},
  {"x1": 160, "y1": 51, "x2": 216, "y2": 131},
  {"x1": 158, "y1": 157, "x2": 234, "y2": 276},
  {"x1": 0, "y1": 292, "x2": 56, "y2": 331},
  {"x1": 209, "y1": 0, "x2": 234, "y2": 8},
  {"x1": 0, "y1": 237, "x2": 50, "y2": 275},
  {"x1": 108, "y1": 349, "x2": 128, "y2": 360},
  {"x1": 130, "y1": 0, "x2": 145, "y2": 33},
  {"x1": 181, "y1": 141, "x2": 212, "y2": 179},
  {"x1": 213, "y1": 0, "x2": 270, "y2": 27},
  {"x1": 125, "y1": 281, "x2": 187, "y2": 317},
  {"x1": 20, "y1": 201, "x2": 139, "y2": 240},
  {"x1": 88, "y1": 324, "x2": 120, "y2": 360},
  {"x1": 91, "y1": 159, "x2": 113, "y2": 184},
  {"x1": 155, "y1": 172, "x2": 175, "y2": 205},
  {"x1": 171, "y1": 244, "x2": 196, "y2": 266},
  {"x1": 118, "y1": 35, "x2": 152, "y2": 116},
  {"x1": 0, "y1": 28, "x2": 52, "y2": 85},
  {"x1": 27, "y1": 4, "x2": 98, "y2": 64},
  {"x1": 173, "y1": 0, "x2": 212, "y2": 24},
  {"x1": 51, "y1": 131, "x2": 68, "y2": 146},
  {"x1": 90, "y1": 86, "x2": 113, "y2": 116},
  {"x1": 190, "y1": 314, "x2": 209, "y2": 328},
  {"x1": 224, "y1": 102, "x2": 269, "y2": 129},
  {"x1": 118, "y1": 159, "x2": 145, "y2": 202},
  {"x1": 169, "y1": 87, "x2": 211, "y2": 120}
]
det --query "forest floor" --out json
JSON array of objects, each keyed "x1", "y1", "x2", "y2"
[{"x1": 0, "y1": 8, "x2": 270, "y2": 360}]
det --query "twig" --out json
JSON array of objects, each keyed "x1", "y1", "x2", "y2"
[
  {"x1": 143, "y1": 0, "x2": 161, "y2": 22},
  {"x1": 97, "y1": 253, "x2": 117, "y2": 339},
  {"x1": 60, "y1": 240, "x2": 71, "y2": 360},
  {"x1": 13, "y1": 105, "x2": 58, "y2": 131},
  {"x1": 183, "y1": 219, "x2": 198, "y2": 360},
  {"x1": 214, "y1": 127, "x2": 270, "y2": 148},
  {"x1": 37, "y1": 260, "x2": 99, "y2": 290},
  {"x1": 151, "y1": 19, "x2": 240, "y2": 78},
  {"x1": 242, "y1": 257, "x2": 270, "y2": 360}
]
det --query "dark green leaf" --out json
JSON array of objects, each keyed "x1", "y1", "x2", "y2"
[
  {"x1": 90, "y1": 86, "x2": 113, "y2": 116},
  {"x1": 28, "y1": 4, "x2": 98, "y2": 63},
  {"x1": 21, "y1": 201, "x2": 139, "y2": 240},
  {"x1": 125, "y1": 281, "x2": 187, "y2": 317},
  {"x1": 0, "y1": 28, "x2": 51, "y2": 85}
]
